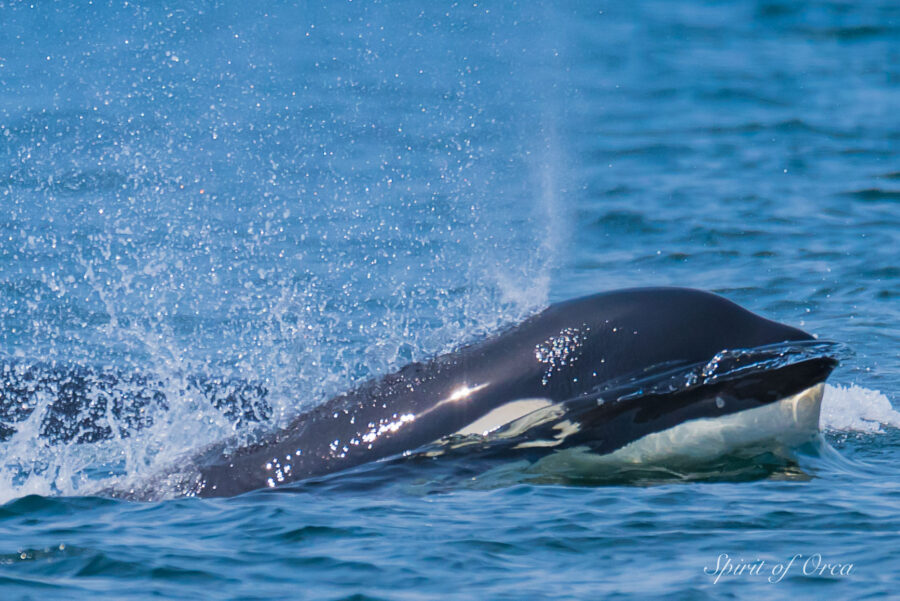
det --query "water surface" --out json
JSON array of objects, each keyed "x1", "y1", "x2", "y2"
[{"x1": 0, "y1": 1, "x2": 898, "y2": 599}]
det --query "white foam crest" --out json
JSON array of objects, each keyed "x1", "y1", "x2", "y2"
[{"x1": 821, "y1": 383, "x2": 900, "y2": 433}]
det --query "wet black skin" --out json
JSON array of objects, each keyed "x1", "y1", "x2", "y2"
[
  {"x1": 184, "y1": 287, "x2": 835, "y2": 497},
  {"x1": 0, "y1": 287, "x2": 836, "y2": 498}
]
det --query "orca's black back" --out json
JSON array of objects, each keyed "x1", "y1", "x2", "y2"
[{"x1": 189, "y1": 288, "x2": 816, "y2": 497}]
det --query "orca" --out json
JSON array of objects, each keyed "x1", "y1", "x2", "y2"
[{"x1": 124, "y1": 287, "x2": 839, "y2": 499}]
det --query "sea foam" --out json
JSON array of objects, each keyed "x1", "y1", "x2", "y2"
[{"x1": 821, "y1": 384, "x2": 900, "y2": 433}]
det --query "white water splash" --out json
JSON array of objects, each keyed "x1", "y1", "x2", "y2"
[{"x1": 821, "y1": 384, "x2": 900, "y2": 433}]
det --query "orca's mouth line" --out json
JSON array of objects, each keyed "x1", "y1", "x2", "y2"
[
  {"x1": 588, "y1": 340, "x2": 850, "y2": 403},
  {"x1": 427, "y1": 340, "x2": 845, "y2": 463}
]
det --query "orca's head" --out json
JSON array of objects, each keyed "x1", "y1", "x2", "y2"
[
  {"x1": 531, "y1": 287, "x2": 827, "y2": 400},
  {"x1": 496, "y1": 288, "x2": 841, "y2": 462}
]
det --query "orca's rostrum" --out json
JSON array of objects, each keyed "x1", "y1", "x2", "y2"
[{"x1": 159, "y1": 287, "x2": 839, "y2": 498}]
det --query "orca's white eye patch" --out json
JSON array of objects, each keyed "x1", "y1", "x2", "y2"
[{"x1": 454, "y1": 398, "x2": 554, "y2": 436}]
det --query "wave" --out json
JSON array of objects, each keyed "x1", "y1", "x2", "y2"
[{"x1": 821, "y1": 384, "x2": 900, "y2": 433}]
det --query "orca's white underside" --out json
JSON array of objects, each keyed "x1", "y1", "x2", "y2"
[
  {"x1": 584, "y1": 382, "x2": 824, "y2": 465},
  {"x1": 448, "y1": 384, "x2": 825, "y2": 466}
]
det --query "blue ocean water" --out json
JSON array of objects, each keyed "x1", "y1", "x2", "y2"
[{"x1": 1, "y1": 0, "x2": 898, "y2": 599}]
